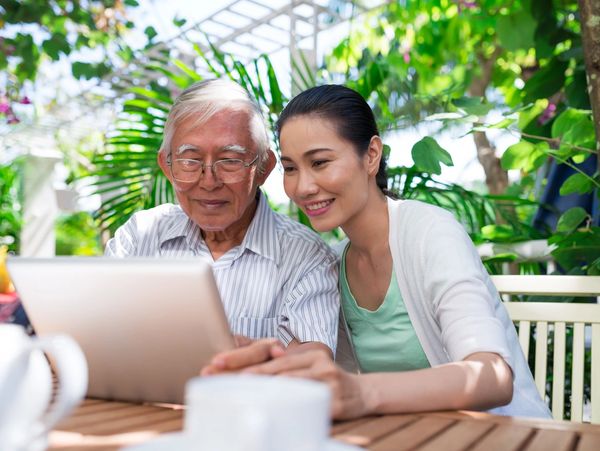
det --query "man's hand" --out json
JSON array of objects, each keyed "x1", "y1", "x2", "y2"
[
  {"x1": 285, "y1": 339, "x2": 333, "y2": 358},
  {"x1": 233, "y1": 334, "x2": 254, "y2": 347},
  {"x1": 201, "y1": 338, "x2": 285, "y2": 376}
]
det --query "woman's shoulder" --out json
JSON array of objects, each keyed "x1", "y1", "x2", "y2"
[
  {"x1": 387, "y1": 199, "x2": 473, "y2": 255},
  {"x1": 387, "y1": 198, "x2": 456, "y2": 227}
]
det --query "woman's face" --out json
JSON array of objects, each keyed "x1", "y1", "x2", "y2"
[{"x1": 280, "y1": 115, "x2": 372, "y2": 232}]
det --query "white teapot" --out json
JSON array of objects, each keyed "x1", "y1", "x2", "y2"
[{"x1": 0, "y1": 324, "x2": 88, "y2": 451}]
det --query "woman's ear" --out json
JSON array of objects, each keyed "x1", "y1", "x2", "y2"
[{"x1": 365, "y1": 136, "x2": 383, "y2": 176}]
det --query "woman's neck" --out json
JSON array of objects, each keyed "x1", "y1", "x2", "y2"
[{"x1": 342, "y1": 188, "x2": 389, "y2": 259}]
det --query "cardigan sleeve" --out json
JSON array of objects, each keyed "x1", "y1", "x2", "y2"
[{"x1": 401, "y1": 202, "x2": 514, "y2": 370}]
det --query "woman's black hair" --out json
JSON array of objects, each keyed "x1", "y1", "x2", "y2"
[{"x1": 276, "y1": 84, "x2": 393, "y2": 197}]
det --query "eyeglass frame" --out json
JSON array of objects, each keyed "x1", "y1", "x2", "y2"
[{"x1": 166, "y1": 152, "x2": 259, "y2": 184}]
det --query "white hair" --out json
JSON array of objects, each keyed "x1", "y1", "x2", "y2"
[{"x1": 159, "y1": 79, "x2": 270, "y2": 172}]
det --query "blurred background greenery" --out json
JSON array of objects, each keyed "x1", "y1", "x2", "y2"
[{"x1": 0, "y1": 0, "x2": 598, "y2": 275}]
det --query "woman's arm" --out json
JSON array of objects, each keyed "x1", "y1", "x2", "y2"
[
  {"x1": 242, "y1": 350, "x2": 513, "y2": 420},
  {"x1": 361, "y1": 352, "x2": 513, "y2": 414}
]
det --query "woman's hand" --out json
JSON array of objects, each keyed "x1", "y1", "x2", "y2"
[
  {"x1": 242, "y1": 349, "x2": 374, "y2": 420},
  {"x1": 201, "y1": 338, "x2": 285, "y2": 376}
]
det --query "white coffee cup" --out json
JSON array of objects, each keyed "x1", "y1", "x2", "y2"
[
  {"x1": 184, "y1": 374, "x2": 331, "y2": 451},
  {"x1": 0, "y1": 324, "x2": 88, "y2": 451}
]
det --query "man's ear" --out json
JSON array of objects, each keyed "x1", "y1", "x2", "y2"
[
  {"x1": 365, "y1": 136, "x2": 383, "y2": 177},
  {"x1": 157, "y1": 151, "x2": 173, "y2": 182},
  {"x1": 256, "y1": 149, "x2": 277, "y2": 186}
]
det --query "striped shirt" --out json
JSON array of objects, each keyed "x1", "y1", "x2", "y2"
[{"x1": 105, "y1": 192, "x2": 339, "y2": 352}]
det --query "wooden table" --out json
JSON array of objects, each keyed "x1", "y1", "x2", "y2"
[{"x1": 49, "y1": 399, "x2": 600, "y2": 450}]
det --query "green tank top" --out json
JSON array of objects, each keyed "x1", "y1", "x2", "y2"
[{"x1": 340, "y1": 245, "x2": 430, "y2": 372}]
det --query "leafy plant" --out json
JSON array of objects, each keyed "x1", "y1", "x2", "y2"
[
  {"x1": 325, "y1": 0, "x2": 598, "y2": 274},
  {"x1": 55, "y1": 212, "x2": 102, "y2": 256},
  {"x1": 428, "y1": 96, "x2": 600, "y2": 274},
  {"x1": 0, "y1": 160, "x2": 22, "y2": 253},
  {"x1": 387, "y1": 164, "x2": 541, "y2": 240},
  {"x1": 0, "y1": 0, "x2": 141, "y2": 123},
  {"x1": 87, "y1": 79, "x2": 172, "y2": 233}
]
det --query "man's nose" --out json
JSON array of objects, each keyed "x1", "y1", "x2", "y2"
[{"x1": 198, "y1": 163, "x2": 223, "y2": 189}]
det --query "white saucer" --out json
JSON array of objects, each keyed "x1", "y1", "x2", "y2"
[{"x1": 122, "y1": 432, "x2": 364, "y2": 450}]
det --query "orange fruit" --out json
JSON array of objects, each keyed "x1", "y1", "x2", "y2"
[{"x1": 0, "y1": 245, "x2": 14, "y2": 294}]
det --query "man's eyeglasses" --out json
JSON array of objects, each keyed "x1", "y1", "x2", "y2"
[{"x1": 167, "y1": 154, "x2": 259, "y2": 184}]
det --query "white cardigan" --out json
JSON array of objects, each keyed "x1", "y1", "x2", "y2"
[{"x1": 336, "y1": 198, "x2": 551, "y2": 418}]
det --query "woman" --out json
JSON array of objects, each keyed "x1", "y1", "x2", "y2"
[{"x1": 203, "y1": 85, "x2": 550, "y2": 420}]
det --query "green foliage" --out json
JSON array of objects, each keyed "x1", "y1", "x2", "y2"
[
  {"x1": 452, "y1": 97, "x2": 494, "y2": 117},
  {"x1": 556, "y1": 207, "x2": 589, "y2": 234},
  {"x1": 496, "y1": 9, "x2": 536, "y2": 51},
  {"x1": 71, "y1": 61, "x2": 112, "y2": 80},
  {"x1": 501, "y1": 141, "x2": 547, "y2": 173},
  {"x1": 432, "y1": 103, "x2": 599, "y2": 274},
  {"x1": 324, "y1": 0, "x2": 587, "y2": 154},
  {"x1": 198, "y1": 43, "x2": 288, "y2": 138},
  {"x1": 0, "y1": 0, "x2": 137, "y2": 79},
  {"x1": 522, "y1": 58, "x2": 568, "y2": 104},
  {"x1": 559, "y1": 173, "x2": 595, "y2": 196},
  {"x1": 327, "y1": 0, "x2": 597, "y2": 276},
  {"x1": 0, "y1": 0, "x2": 139, "y2": 122},
  {"x1": 550, "y1": 228, "x2": 600, "y2": 274},
  {"x1": 144, "y1": 26, "x2": 157, "y2": 42},
  {"x1": 0, "y1": 160, "x2": 22, "y2": 253},
  {"x1": 411, "y1": 137, "x2": 453, "y2": 175},
  {"x1": 480, "y1": 225, "x2": 516, "y2": 242},
  {"x1": 89, "y1": 84, "x2": 171, "y2": 233},
  {"x1": 172, "y1": 17, "x2": 186, "y2": 28},
  {"x1": 55, "y1": 212, "x2": 102, "y2": 256},
  {"x1": 551, "y1": 109, "x2": 595, "y2": 161},
  {"x1": 386, "y1": 165, "x2": 540, "y2": 241}
]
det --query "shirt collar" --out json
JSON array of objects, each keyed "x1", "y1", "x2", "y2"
[
  {"x1": 235, "y1": 190, "x2": 280, "y2": 263},
  {"x1": 161, "y1": 208, "x2": 203, "y2": 249}
]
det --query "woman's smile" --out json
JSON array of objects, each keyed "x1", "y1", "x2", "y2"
[{"x1": 304, "y1": 199, "x2": 335, "y2": 216}]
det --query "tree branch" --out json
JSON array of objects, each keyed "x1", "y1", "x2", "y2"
[
  {"x1": 510, "y1": 131, "x2": 596, "y2": 155},
  {"x1": 578, "y1": 0, "x2": 600, "y2": 171},
  {"x1": 467, "y1": 46, "x2": 508, "y2": 196}
]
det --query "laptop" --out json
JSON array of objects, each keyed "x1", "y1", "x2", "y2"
[{"x1": 7, "y1": 257, "x2": 235, "y2": 404}]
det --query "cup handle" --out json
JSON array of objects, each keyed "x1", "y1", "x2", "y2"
[{"x1": 32, "y1": 334, "x2": 88, "y2": 436}]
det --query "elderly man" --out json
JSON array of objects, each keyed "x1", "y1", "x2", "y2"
[{"x1": 105, "y1": 79, "x2": 339, "y2": 355}]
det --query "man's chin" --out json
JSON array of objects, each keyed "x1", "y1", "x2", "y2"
[
  {"x1": 196, "y1": 223, "x2": 230, "y2": 232},
  {"x1": 186, "y1": 209, "x2": 233, "y2": 232}
]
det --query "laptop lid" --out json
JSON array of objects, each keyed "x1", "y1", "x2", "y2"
[{"x1": 7, "y1": 257, "x2": 235, "y2": 404}]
